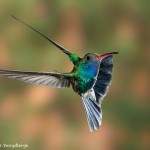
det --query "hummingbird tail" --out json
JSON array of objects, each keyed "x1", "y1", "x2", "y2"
[{"x1": 82, "y1": 91, "x2": 102, "y2": 132}]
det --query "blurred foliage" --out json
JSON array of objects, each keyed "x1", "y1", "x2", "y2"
[{"x1": 0, "y1": 0, "x2": 150, "y2": 150}]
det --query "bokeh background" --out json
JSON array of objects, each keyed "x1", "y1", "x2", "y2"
[{"x1": 0, "y1": 0, "x2": 150, "y2": 150}]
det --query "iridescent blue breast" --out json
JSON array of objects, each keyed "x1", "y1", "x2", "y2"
[{"x1": 77, "y1": 60, "x2": 100, "y2": 93}]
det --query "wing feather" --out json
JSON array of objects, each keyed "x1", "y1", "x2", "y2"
[
  {"x1": 94, "y1": 55, "x2": 114, "y2": 104},
  {"x1": 0, "y1": 69, "x2": 70, "y2": 88}
]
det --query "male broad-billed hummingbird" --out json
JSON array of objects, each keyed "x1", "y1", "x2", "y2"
[{"x1": 0, "y1": 16, "x2": 118, "y2": 132}]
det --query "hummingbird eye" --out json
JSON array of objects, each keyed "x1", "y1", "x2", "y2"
[{"x1": 86, "y1": 56, "x2": 91, "y2": 61}]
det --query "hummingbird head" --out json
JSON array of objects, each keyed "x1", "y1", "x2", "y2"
[
  {"x1": 82, "y1": 52, "x2": 118, "y2": 63},
  {"x1": 78, "y1": 52, "x2": 118, "y2": 84}
]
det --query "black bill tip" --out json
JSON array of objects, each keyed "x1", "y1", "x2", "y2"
[
  {"x1": 104, "y1": 52, "x2": 119, "y2": 55},
  {"x1": 112, "y1": 52, "x2": 119, "y2": 54}
]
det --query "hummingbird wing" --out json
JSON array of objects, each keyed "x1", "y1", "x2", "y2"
[
  {"x1": 94, "y1": 55, "x2": 114, "y2": 104},
  {"x1": 81, "y1": 89, "x2": 102, "y2": 132},
  {"x1": 0, "y1": 69, "x2": 70, "y2": 88}
]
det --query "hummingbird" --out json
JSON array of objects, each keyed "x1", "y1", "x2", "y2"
[{"x1": 0, "y1": 16, "x2": 118, "y2": 132}]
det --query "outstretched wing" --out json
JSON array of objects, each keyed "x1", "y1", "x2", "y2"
[
  {"x1": 94, "y1": 55, "x2": 114, "y2": 104},
  {"x1": 81, "y1": 89, "x2": 102, "y2": 132},
  {"x1": 0, "y1": 69, "x2": 70, "y2": 88}
]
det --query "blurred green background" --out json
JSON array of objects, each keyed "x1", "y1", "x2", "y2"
[{"x1": 0, "y1": 0, "x2": 150, "y2": 150}]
